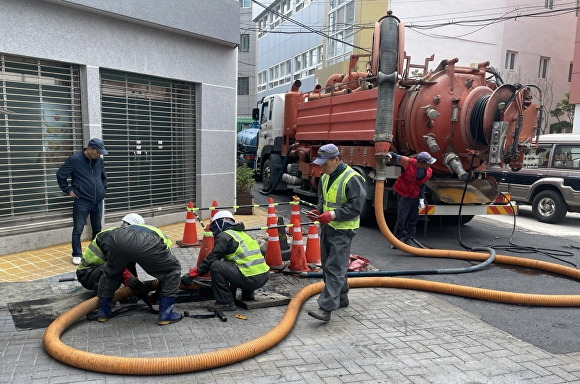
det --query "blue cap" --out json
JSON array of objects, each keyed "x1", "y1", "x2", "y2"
[
  {"x1": 417, "y1": 151, "x2": 436, "y2": 164},
  {"x1": 313, "y1": 144, "x2": 340, "y2": 165},
  {"x1": 88, "y1": 138, "x2": 108, "y2": 155}
]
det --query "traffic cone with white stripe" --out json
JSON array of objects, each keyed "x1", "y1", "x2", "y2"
[
  {"x1": 305, "y1": 223, "x2": 321, "y2": 266},
  {"x1": 289, "y1": 196, "x2": 301, "y2": 226},
  {"x1": 196, "y1": 227, "x2": 214, "y2": 278},
  {"x1": 284, "y1": 221, "x2": 309, "y2": 274},
  {"x1": 210, "y1": 200, "x2": 218, "y2": 220},
  {"x1": 177, "y1": 202, "x2": 201, "y2": 247},
  {"x1": 265, "y1": 224, "x2": 285, "y2": 272},
  {"x1": 266, "y1": 197, "x2": 277, "y2": 227}
]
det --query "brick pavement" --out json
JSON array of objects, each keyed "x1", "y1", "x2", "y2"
[{"x1": 1, "y1": 212, "x2": 580, "y2": 383}]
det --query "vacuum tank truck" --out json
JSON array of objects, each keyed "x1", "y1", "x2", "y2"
[{"x1": 253, "y1": 13, "x2": 541, "y2": 224}]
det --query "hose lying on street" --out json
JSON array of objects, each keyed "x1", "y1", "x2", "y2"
[{"x1": 42, "y1": 182, "x2": 580, "y2": 375}]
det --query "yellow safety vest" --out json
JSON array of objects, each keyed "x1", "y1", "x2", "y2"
[
  {"x1": 78, "y1": 227, "x2": 116, "y2": 270},
  {"x1": 223, "y1": 230, "x2": 269, "y2": 277},
  {"x1": 321, "y1": 165, "x2": 364, "y2": 230}
]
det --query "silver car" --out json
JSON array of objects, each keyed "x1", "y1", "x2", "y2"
[{"x1": 486, "y1": 134, "x2": 580, "y2": 223}]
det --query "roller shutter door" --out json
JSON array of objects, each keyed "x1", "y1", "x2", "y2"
[
  {"x1": 100, "y1": 70, "x2": 195, "y2": 219},
  {"x1": 0, "y1": 54, "x2": 82, "y2": 234}
]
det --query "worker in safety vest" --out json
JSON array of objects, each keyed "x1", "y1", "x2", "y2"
[
  {"x1": 305, "y1": 143, "x2": 367, "y2": 322},
  {"x1": 76, "y1": 213, "x2": 146, "y2": 295},
  {"x1": 388, "y1": 151, "x2": 435, "y2": 246},
  {"x1": 181, "y1": 210, "x2": 269, "y2": 311},
  {"x1": 95, "y1": 221, "x2": 182, "y2": 325}
]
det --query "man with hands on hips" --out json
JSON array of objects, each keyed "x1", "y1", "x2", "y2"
[{"x1": 305, "y1": 143, "x2": 366, "y2": 322}]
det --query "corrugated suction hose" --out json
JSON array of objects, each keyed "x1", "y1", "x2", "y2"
[{"x1": 43, "y1": 182, "x2": 580, "y2": 375}]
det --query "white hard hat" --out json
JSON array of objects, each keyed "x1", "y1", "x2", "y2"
[
  {"x1": 211, "y1": 210, "x2": 235, "y2": 222},
  {"x1": 122, "y1": 213, "x2": 145, "y2": 225}
]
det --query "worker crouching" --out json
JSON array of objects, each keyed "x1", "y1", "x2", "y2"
[
  {"x1": 181, "y1": 211, "x2": 269, "y2": 311},
  {"x1": 95, "y1": 221, "x2": 183, "y2": 325}
]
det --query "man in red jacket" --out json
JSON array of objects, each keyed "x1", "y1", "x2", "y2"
[{"x1": 389, "y1": 151, "x2": 435, "y2": 246}]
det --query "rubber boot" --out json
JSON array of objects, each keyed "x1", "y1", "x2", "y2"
[
  {"x1": 157, "y1": 296, "x2": 182, "y2": 325},
  {"x1": 97, "y1": 297, "x2": 112, "y2": 322}
]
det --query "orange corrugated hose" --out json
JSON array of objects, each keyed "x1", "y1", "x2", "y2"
[{"x1": 43, "y1": 182, "x2": 580, "y2": 375}]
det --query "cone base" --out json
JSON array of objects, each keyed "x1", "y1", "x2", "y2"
[
  {"x1": 269, "y1": 263, "x2": 286, "y2": 272},
  {"x1": 282, "y1": 264, "x2": 311, "y2": 275},
  {"x1": 176, "y1": 240, "x2": 202, "y2": 248}
]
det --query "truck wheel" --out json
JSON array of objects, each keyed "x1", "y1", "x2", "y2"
[
  {"x1": 261, "y1": 159, "x2": 272, "y2": 191},
  {"x1": 531, "y1": 190, "x2": 567, "y2": 223}
]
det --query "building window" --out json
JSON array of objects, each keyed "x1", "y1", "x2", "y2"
[
  {"x1": 294, "y1": 45, "x2": 324, "y2": 80},
  {"x1": 258, "y1": 16, "x2": 268, "y2": 38},
  {"x1": 327, "y1": 0, "x2": 354, "y2": 65},
  {"x1": 238, "y1": 77, "x2": 249, "y2": 95},
  {"x1": 505, "y1": 51, "x2": 517, "y2": 70},
  {"x1": 257, "y1": 70, "x2": 267, "y2": 93},
  {"x1": 569, "y1": 62, "x2": 573, "y2": 82},
  {"x1": 240, "y1": 34, "x2": 250, "y2": 52},
  {"x1": 296, "y1": 0, "x2": 313, "y2": 12},
  {"x1": 240, "y1": 0, "x2": 250, "y2": 7},
  {"x1": 268, "y1": 60, "x2": 291, "y2": 89},
  {"x1": 545, "y1": 0, "x2": 554, "y2": 9},
  {"x1": 538, "y1": 57, "x2": 549, "y2": 79}
]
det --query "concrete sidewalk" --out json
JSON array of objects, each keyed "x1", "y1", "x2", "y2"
[{"x1": 1, "y1": 208, "x2": 580, "y2": 383}]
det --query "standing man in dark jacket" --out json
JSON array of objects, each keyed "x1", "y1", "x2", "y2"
[
  {"x1": 389, "y1": 151, "x2": 435, "y2": 246},
  {"x1": 181, "y1": 210, "x2": 270, "y2": 311},
  {"x1": 305, "y1": 143, "x2": 367, "y2": 322},
  {"x1": 57, "y1": 138, "x2": 108, "y2": 265}
]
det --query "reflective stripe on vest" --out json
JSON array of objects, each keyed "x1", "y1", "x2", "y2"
[
  {"x1": 78, "y1": 227, "x2": 117, "y2": 270},
  {"x1": 223, "y1": 230, "x2": 269, "y2": 277},
  {"x1": 321, "y1": 165, "x2": 363, "y2": 230}
]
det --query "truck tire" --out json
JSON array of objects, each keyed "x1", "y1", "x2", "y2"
[
  {"x1": 261, "y1": 158, "x2": 272, "y2": 191},
  {"x1": 531, "y1": 190, "x2": 567, "y2": 223}
]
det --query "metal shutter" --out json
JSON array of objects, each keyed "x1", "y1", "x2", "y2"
[
  {"x1": 100, "y1": 70, "x2": 195, "y2": 220},
  {"x1": 0, "y1": 54, "x2": 82, "y2": 234}
]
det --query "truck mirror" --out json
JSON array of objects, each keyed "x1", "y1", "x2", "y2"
[{"x1": 252, "y1": 108, "x2": 259, "y2": 121}]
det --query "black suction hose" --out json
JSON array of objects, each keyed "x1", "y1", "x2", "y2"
[
  {"x1": 302, "y1": 246, "x2": 495, "y2": 278},
  {"x1": 259, "y1": 143, "x2": 299, "y2": 195}
]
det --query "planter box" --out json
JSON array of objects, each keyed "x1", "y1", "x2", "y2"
[{"x1": 236, "y1": 193, "x2": 254, "y2": 215}]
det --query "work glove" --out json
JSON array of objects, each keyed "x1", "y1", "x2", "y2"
[
  {"x1": 386, "y1": 152, "x2": 397, "y2": 165},
  {"x1": 306, "y1": 209, "x2": 320, "y2": 222},
  {"x1": 181, "y1": 267, "x2": 199, "y2": 285},
  {"x1": 318, "y1": 211, "x2": 333, "y2": 225},
  {"x1": 122, "y1": 268, "x2": 144, "y2": 290},
  {"x1": 419, "y1": 198, "x2": 425, "y2": 209}
]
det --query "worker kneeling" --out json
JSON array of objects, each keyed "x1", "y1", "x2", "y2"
[
  {"x1": 181, "y1": 211, "x2": 269, "y2": 311},
  {"x1": 95, "y1": 219, "x2": 182, "y2": 325},
  {"x1": 77, "y1": 213, "x2": 147, "y2": 296}
]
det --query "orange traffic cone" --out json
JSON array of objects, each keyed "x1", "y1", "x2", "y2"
[
  {"x1": 289, "y1": 196, "x2": 301, "y2": 225},
  {"x1": 267, "y1": 197, "x2": 277, "y2": 227},
  {"x1": 210, "y1": 200, "x2": 218, "y2": 220},
  {"x1": 305, "y1": 223, "x2": 321, "y2": 265},
  {"x1": 285, "y1": 221, "x2": 309, "y2": 274},
  {"x1": 265, "y1": 222, "x2": 285, "y2": 271},
  {"x1": 177, "y1": 202, "x2": 201, "y2": 248},
  {"x1": 196, "y1": 226, "x2": 214, "y2": 278}
]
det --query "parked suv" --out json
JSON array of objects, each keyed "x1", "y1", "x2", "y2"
[{"x1": 486, "y1": 134, "x2": 580, "y2": 223}]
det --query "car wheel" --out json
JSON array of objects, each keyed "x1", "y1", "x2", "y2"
[{"x1": 531, "y1": 190, "x2": 567, "y2": 223}]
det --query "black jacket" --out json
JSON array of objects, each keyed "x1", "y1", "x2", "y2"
[{"x1": 56, "y1": 150, "x2": 107, "y2": 202}]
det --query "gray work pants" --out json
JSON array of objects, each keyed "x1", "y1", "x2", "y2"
[
  {"x1": 317, "y1": 225, "x2": 356, "y2": 312},
  {"x1": 209, "y1": 260, "x2": 269, "y2": 304}
]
